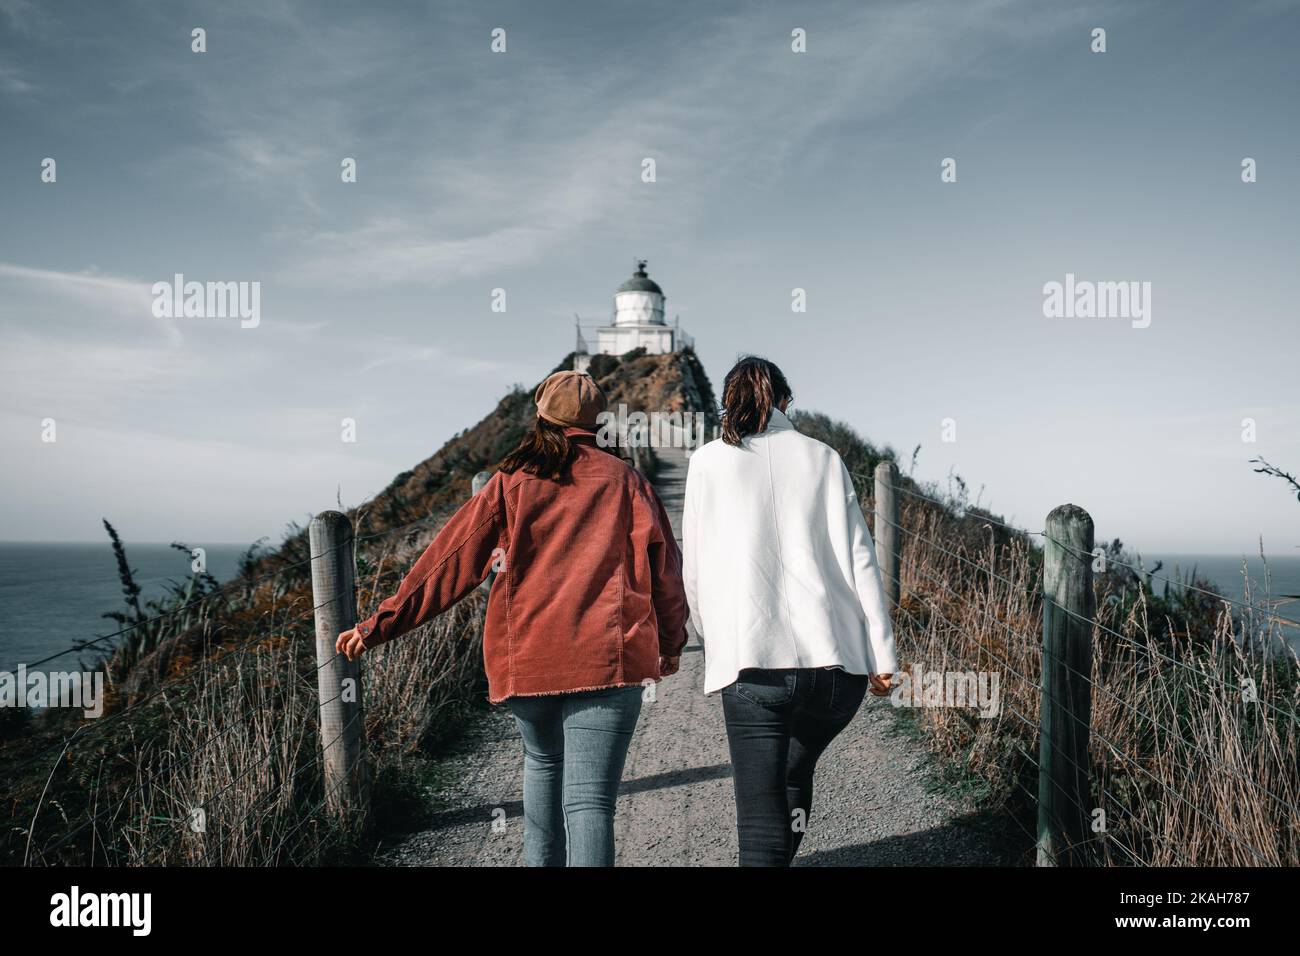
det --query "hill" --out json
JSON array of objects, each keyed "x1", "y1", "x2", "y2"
[
  {"x1": 1, "y1": 347, "x2": 719, "y2": 866},
  {"x1": 343, "y1": 347, "x2": 717, "y2": 540}
]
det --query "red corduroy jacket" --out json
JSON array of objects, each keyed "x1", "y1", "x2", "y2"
[{"x1": 357, "y1": 429, "x2": 689, "y2": 703}]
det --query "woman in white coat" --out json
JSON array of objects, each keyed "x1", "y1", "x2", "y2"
[{"x1": 682, "y1": 356, "x2": 897, "y2": 866}]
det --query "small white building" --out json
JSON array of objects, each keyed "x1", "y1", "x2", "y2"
[{"x1": 575, "y1": 262, "x2": 693, "y2": 373}]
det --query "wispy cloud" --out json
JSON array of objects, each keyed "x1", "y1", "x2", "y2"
[
  {"x1": 5, "y1": 0, "x2": 1100, "y2": 291},
  {"x1": 358, "y1": 342, "x2": 518, "y2": 376},
  {"x1": 0, "y1": 0, "x2": 40, "y2": 34},
  {"x1": 0, "y1": 262, "x2": 181, "y2": 345},
  {"x1": 272, "y1": 0, "x2": 1094, "y2": 289},
  {"x1": 0, "y1": 62, "x2": 32, "y2": 94}
]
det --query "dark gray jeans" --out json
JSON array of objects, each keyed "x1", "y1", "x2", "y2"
[
  {"x1": 507, "y1": 685, "x2": 643, "y2": 867},
  {"x1": 721, "y1": 666, "x2": 869, "y2": 866}
]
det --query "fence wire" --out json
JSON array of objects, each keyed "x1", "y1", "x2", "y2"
[
  {"x1": 879, "y1": 481, "x2": 1294, "y2": 866},
  {"x1": 11, "y1": 498, "x2": 460, "y2": 866}
]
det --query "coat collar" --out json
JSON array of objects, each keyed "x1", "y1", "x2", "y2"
[{"x1": 764, "y1": 407, "x2": 794, "y2": 433}]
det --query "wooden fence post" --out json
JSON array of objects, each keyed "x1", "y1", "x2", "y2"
[
  {"x1": 309, "y1": 511, "x2": 366, "y2": 814},
  {"x1": 874, "y1": 460, "x2": 901, "y2": 610},
  {"x1": 1038, "y1": 503, "x2": 1095, "y2": 866}
]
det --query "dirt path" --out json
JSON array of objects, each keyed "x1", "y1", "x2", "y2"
[{"x1": 375, "y1": 446, "x2": 1020, "y2": 867}]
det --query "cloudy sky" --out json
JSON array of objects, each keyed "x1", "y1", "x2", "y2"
[{"x1": 1, "y1": 0, "x2": 1297, "y2": 555}]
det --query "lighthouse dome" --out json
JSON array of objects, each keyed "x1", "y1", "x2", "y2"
[{"x1": 613, "y1": 260, "x2": 665, "y2": 326}]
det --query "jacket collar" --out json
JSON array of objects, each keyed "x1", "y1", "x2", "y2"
[
  {"x1": 563, "y1": 426, "x2": 599, "y2": 443},
  {"x1": 764, "y1": 408, "x2": 794, "y2": 433}
]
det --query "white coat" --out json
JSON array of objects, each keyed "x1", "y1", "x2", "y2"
[{"x1": 682, "y1": 408, "x2": 898, "y2": 694}]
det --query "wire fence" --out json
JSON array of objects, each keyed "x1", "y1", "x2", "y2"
[
  {"x1": 5, "y1": 495, "x2": 464, "y2": 867},
  {"x1": 848, "y1": 467, "x2": 1299, "y2": 867},
  {"x1": 8, "y1": 451, "x2": 1298, "y2": 868}
]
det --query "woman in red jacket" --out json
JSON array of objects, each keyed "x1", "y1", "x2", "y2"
[{"x1": 336, "y1": 371, "x2": 688, "y2": 866}]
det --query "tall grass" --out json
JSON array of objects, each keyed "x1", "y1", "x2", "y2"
[
  {"x1": 4, "y1": 510, "x2": 487, "y2": 866},
  {"x1": 791, "y1": 410, "x2": 1298, "y2": 865},
  {"x1": 109, "y1": 593, "x2": 485, "y2": 866},
  {"x1": 868, "y1": 484, "x2": 1300, "y2": 866}
]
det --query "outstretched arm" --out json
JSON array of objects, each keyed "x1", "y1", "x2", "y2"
[{"x1": 338, "y1": 475, "x2": 506, "y2": 659}]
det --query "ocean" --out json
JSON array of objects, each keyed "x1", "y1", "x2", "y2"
[
  {"x1": 0, "y1": 542, "x2": 250, "y2": 673},
  {"x1": 1142, "y1": 553, "x2": 1300, "y2": 654},
  {"x1": 0, "y1": 544, "x2": 1297, "y2": 673}
]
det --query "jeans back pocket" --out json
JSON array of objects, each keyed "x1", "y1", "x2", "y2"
[
  {"x1": 732, "y1": 669, "x2": 798, "y2": 707},
  {"x1": 828, "y1": 669, "x2": 869, "y2": 717}
]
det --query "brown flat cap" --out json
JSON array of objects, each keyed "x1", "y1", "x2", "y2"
[{"x1": 534, "y1": 370, "x2": 607, "y2": 429}]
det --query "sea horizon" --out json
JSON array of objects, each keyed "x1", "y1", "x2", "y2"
[{"x1": 2, "y1": 541, "x2": 1296, "y2": 673}]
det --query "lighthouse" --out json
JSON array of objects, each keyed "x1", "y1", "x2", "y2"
[{"x1": 575, "y1": 261, "x2": 693, "y2": 373}]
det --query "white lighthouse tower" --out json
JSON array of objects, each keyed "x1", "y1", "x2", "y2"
[{"x1": 576, "y1": 262, "x2": 693, "y2": 373}]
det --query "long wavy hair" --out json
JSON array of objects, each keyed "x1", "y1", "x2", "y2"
[
  {"x1": 720, "y1": 356, "x2": 792, "y2": 446},
  {"x1": 499, "y1": 418, "x2": 579, "y2": 480}
]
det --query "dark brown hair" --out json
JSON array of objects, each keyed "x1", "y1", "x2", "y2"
[
  {"x1": 499, "y1": 418, "x2": 579, "y2": 480},
  {"x1": 721, "y1": 356, "x2": 792, "y2": 446}
]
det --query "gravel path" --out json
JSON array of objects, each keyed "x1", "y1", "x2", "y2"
[{"x1": 374, "y1": 447, "x2": 1020, "y2": 867}]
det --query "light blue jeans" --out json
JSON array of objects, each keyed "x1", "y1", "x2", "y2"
[{"x1": 506, "y1": 685, "x2": 643, "y2": 867}]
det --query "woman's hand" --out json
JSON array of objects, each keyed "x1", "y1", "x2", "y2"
[
  {"x1": 659, "y1": 655, "x2": 681, "y2": 677},
  {"x1": 336, "y1": 628, "x2": 368, "y2": 661},
  {"x1": 868, "y1": 672, "x2": 893, "y2": 697}
]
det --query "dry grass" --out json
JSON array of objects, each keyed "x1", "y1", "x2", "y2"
[
  {"x1": 6, "y1": 512, "x2": 488, "y2": 867},
  {"x1": 131, "y1": 521, "x2": 486, "y2": 867},
  {"x1": 877, "y1": 490, "x2": 1300, "y2": 866}
]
